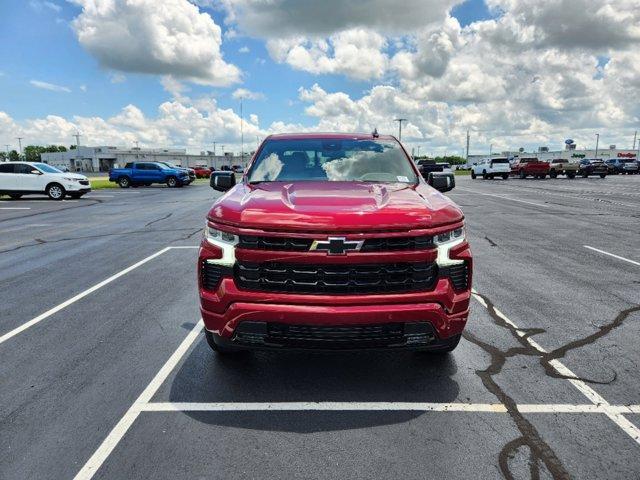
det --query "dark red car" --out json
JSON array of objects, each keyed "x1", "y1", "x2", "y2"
[
  {"x1": 511, "y1": 157, "x2": 550, "y2": 179},
  {"x1": 198, "y1": 133, "x2": 472, "y2": 354},
  {"x1": 193, "y1": 165, "x2": 212, "y2": 178}
]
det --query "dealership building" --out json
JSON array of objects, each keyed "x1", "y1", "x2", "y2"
[
  {"x1": 467, "y1": 145, "x2": 639, "y2": 166},
  {"x1": 40, "y1": 146, "x2": 248, "y2": 173}
]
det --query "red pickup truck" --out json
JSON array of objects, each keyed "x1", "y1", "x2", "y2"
[
  {"x1": 198, "y1": 133, "x2": 472, "y2": 355},
  {"x1": 511, "y1": 157, "x2": 550, "y2": 179}
]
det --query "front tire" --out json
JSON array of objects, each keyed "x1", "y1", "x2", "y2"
[
  {"x1": 166, "y1": 176, "x2": 178, "y2": 188},
  {"x1": 599, "y1": 173, "x2": 606, "y2": 179},
  {"x1": 46, "y1": 183, "x2": 65, "y2": 200},
  {"x1": 118, "y1": 176, "x2": 131, "y2": 188},
  {"x1": 502, "y1": 173, "x2": 509, "y2": 180},
  {"x1": 519, "y1": 170, "x2": 526, "y2": 179},
  {"x1": 549, "y1": 170, "x2": 558, "y2": 178},
  {"x1": 471, "y1": 171, "x2": 477, "y2": 179},
  {"x1": 567, "y1": 172, "x2": 576, "y2": 179}
]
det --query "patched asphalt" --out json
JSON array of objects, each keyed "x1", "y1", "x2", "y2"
[{"x1": 1, "y1": 175, "x2": 639, "y2": 479}]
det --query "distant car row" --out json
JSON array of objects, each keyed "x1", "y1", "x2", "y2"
[
  {"x1": 108, "y1": 162, "x2": 244, "y2": 188},
  {"x1": 470, "y1": 156, "x2": 638, "y2": 180}
]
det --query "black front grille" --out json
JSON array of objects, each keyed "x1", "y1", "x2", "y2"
[
  {"x1": 235, "y1": 261, "x2": 438, "y2": 295},
  {"x1": 201, "y1": 262, "x2": 232, "y2": 290},
  {"x1": 266, "y1": 323, "x2": 406, "y2": 349},
  {"x1": 79, "y1": 180, "x2": 90, "y2": 186},
  {"x1": 440, "y1": 263, "x2": 469, "y2": 291},
  {"x1": 238, "y1": 235, "x2": 433, "y2": 252}
]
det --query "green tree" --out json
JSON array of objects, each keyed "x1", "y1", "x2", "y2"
[{"x1": 8, "y1": 150, "x2": 19, "y2": 161}]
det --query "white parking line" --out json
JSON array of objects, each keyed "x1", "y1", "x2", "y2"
[
  {"x1": 471, "y1": 290, "x2": 640, "y2": 445},
  {"x1": 0, "y1": 246, "x2": 199, "y2": 345},
  {"x1": 139, "y1": 402, "x2": 640, "y2": 414},
  {"x1": 73, "y1": 320, "x2": 204, "y2": 480},
  {"x1": 584, "y1": 246, "x2": 640, "y2": 267},
  {"x1": 456, "y1": 187, "x2": 549, "y2": 208},
  {"x1": 0, "y1": 207, "x2": 31, "y2": 210}
]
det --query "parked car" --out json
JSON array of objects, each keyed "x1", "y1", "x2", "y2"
[
  {"x1": 109, "y1": 161, "x2": 190, "y2": 188},
  {"x1": 577, "y1": 159, "x2": 608, "y2": 178},
  {"x1": 158, "y1": 162, "x2": 195, "y2": 184},
  {"x1": 220, "y1": 165, "x2": 232, "y2": 171},
  {"x1": 548, "y1": 159, "x2": 578, "y2": 178},
  {"x1": 193, "y1": 165, "x2": 212, "y2": 178},
  {"x1": 417, "y1": 161, "x2": 455, "y2": 190},
  {"x1": 606, "y1": 158, "x2": 639, "y2": 175},
  {"x1": 199, "y1": 132, "x2": 471, "y2": 355},
  {"x1": 231, "y1": 165, "x2": 245, "y2": 173},
  {"x1": 0, "y1": 161, "x2": 91, "y2": 200},
  {"x1": 471, "y1": 157, "x2": 510, "y2": 180},
  {"x1": 510, "y1": 157, "x2": 550, "y2": 179}
]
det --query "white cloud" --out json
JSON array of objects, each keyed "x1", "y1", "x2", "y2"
[
  {"x1": 232, "y1": 88, "x2": 265, "y2": 100},
  {"x1": 267, "y1": 29, "x2": 388, "y2": 80},
  {"x1": 238, "y1": 46, "x2": 250, "y2": 53},
  {"x1": 71, "y1": 0, "x2": 241, "y2": 86},
  {"x1": 30, "y1": 80, "x2": 72, "y2": 93},
  {"x1": 224, "y1": 0, "x2": 460, "y2": 37},
  {"x1": 30, "y1": 1, "x2": 62, "y2": 13},
  {"x1": 109, "y1": 73, "x2": 126, "y2": 84}
]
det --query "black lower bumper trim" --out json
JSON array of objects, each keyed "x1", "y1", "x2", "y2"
[{"x1": 214, "y1": 321, "x2": 457, "y2": 351}]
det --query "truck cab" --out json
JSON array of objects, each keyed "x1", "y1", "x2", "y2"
[{"x1": 511, "y1": 157, "x2": 550, "y2": 179}]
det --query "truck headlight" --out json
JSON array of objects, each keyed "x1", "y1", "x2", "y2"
[
  {"x1": 434, "y1": 227, "x2": 465, "y2": 245},
  {"x1": 204, "y1": 224, "x2": 238, "y2": 246},
  {"x1": 434, "y1": 226, "x2": 465, "y2": 266}
]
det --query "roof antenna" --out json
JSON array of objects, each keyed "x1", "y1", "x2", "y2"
[{"x1": 372, "y1": 128, "x2": 379, "y2": 138}]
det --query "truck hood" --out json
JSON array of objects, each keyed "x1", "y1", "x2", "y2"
[{"x1": 208, "y1": 181, "x2": 463, "y2": 231}]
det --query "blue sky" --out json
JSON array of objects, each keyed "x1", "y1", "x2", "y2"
[
  {"x1": 0, "y1": 0, "x2": 636, "y2": 155},
  {"x1": 0, "y1": 0, "x2": 490, "y2": 126}
]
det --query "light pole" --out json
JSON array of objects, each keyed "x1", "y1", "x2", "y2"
[
  {"x1": 394, "y1": 118, "x2": 407, "y2": 142},
  {"x1": 16, "y1": 137, "x2": 23, "y2": 157},
  {"x1": 213, "y1": 141, "x2": 216, "y2": 156},
  {"x1": 416, "y1": 146, "x2": 421, "y2": 158},
  {"x1": 489, "y1": 143, "x2": 493, "y2": 157},
  {"x1": 240, "y1": 98, "x2": 244, "y2": 165},
  {"x1": 595, "y1": 133, "x2": 600, "y2": 159}
]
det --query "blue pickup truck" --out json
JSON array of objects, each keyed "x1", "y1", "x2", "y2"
[{"x1": 108, "y1": 162, "x2": 191, "y2": 188}]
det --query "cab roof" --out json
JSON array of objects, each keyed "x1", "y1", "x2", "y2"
[{"x1": 265, "y1": 132, "x2": 397, "y2": 141}]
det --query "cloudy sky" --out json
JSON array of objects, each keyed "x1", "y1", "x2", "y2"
[{"x1": 0, "y1": 0, "x2": 639, "y2": 156}]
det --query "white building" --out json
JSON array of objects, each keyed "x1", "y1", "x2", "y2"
[
  {"x1": 41, "y1": 146, "x2": 248, "y2": 173},
  {"x1": 467, "y1": 145, "x2": 639, "y2": 166}
]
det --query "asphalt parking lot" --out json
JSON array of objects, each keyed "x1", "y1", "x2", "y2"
[{"x1": 1, "y1": 176, "x2": 639, "y2": 480}]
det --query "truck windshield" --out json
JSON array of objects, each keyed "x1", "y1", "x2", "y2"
[
  {"x1": 247, "y1": 138, "x2": 418, "y2": 184},
  {"x1": 491, "y1": 158, "x2": 508, "y2": 164}
]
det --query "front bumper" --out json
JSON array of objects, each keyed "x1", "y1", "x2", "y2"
[
  {"x1": 63, "y1": 181, "x2": 91, "y2": 193},
  {"x1": 198, "y1": 238, "x2": 472, "y2": 350}
]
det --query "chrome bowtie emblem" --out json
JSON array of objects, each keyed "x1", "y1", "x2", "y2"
[{"x1": 310, "y1": 237, "x2": 364, "y2": 255}]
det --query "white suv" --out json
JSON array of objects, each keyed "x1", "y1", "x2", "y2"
[
  {"x1": 0, "y1": 162, "x2": 91, "y2": 200},
  {"x1": 471, "y1": 157, "x2": 511, "y2": 180}
]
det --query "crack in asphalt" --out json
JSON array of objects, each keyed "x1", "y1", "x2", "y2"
[
  {"x1": 145, "y1": 212, "x2": 173, "y2": 227},
  {"x1": 485, "y1": 236, "x2": 499, "y2": 247},
  {"x1": 465, "y1": 292, "x2": 640, "y2": 479},
  {"x1": 0, "y1": 227, "x2": 202, "y2": 254}
]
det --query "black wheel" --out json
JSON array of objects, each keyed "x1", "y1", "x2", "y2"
[
  {"x1": 489, "y1": 174, "x2": 495, "y2": 180},
  {"x1": 205, "y1": 330, "x2": 245, "y2": 355},
  {"x1": 567, "y1": 172, "x2": 575, "y2": 179},
  {"x1": 502, "y1": 173, "x2": 509, "y2": 180},
  {"x1": 69, "y1": 193, "x2": 84, "y2": 199},
  {"x1": 540, "y1": 174, "x2": 546, "y2": 179},
  {"x1": 166, "y1": 176, "x2": 178, "y2": 188},
  {"x1": 9, "y1": 194, "x2": 22, "y2": 200},
  {"x1": 46, "y1": 183, "x2": 65, "y2": 200},
  {"x1": 599, "y1": 173, "x2": 606, "y2": 178},
  {"x1": 519, "y1": 170, "x2": 526, "y2": 179},
  {"x1": 118, "y1": 176, "x2": 131, "y2": 188},
  {"x1": 582, "y1": 172, "x2": 588, "y2": 178},
  {"x1": 549, "y1": 171, "x2": 557, "y2": 178},
  {"x1": 470, "y1": 171, "x2": 476, "y2": 179}
]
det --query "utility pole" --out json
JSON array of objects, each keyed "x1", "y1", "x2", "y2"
[
  {"x1": 633, "y1": 130, "x2": 637, "y2": 151},
  {"x1": 394, "y1": 118, "x2": 407, "y2": 142},
  {"x1": 595, "y1": 133, "x2": 600, "y2": 159},
  {"x1": 240, "y1": 98, "x2": 244, "y2": 165},
  {"x1": 73, "y1": 132, "x2": 82, "y2": 171},
  {"x1": 16, "y1": 137, "x2": 23, "y2": 157},
  {"x1": 134, "y1": 140, "x2": 139, "y2": 149},
  {"x1": 4, "y1": 144, "x2": 9, "y2": 159},
  {"x1": 213, "y1": 141, "x2": 216, "y2": 156},
  {"x1": 416, "y1": 146, "x2": 421, "y2": 158},
  {"x1": 489, "y1": 143, "x2": 493, "y2": 157},
  {"x1": 465, "y1": 129, "x2": 470, "y2": 162}
]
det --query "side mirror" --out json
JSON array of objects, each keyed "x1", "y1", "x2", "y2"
[
  {"x1": 427, "y1": 172, "x2": 455, "y2": 192},
  {"x1": 210, "y1": 171, "x2": 236, "y2": 192},
  {"x1": 30, "y1": 169, "x2": 42, "y2": 175}
]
